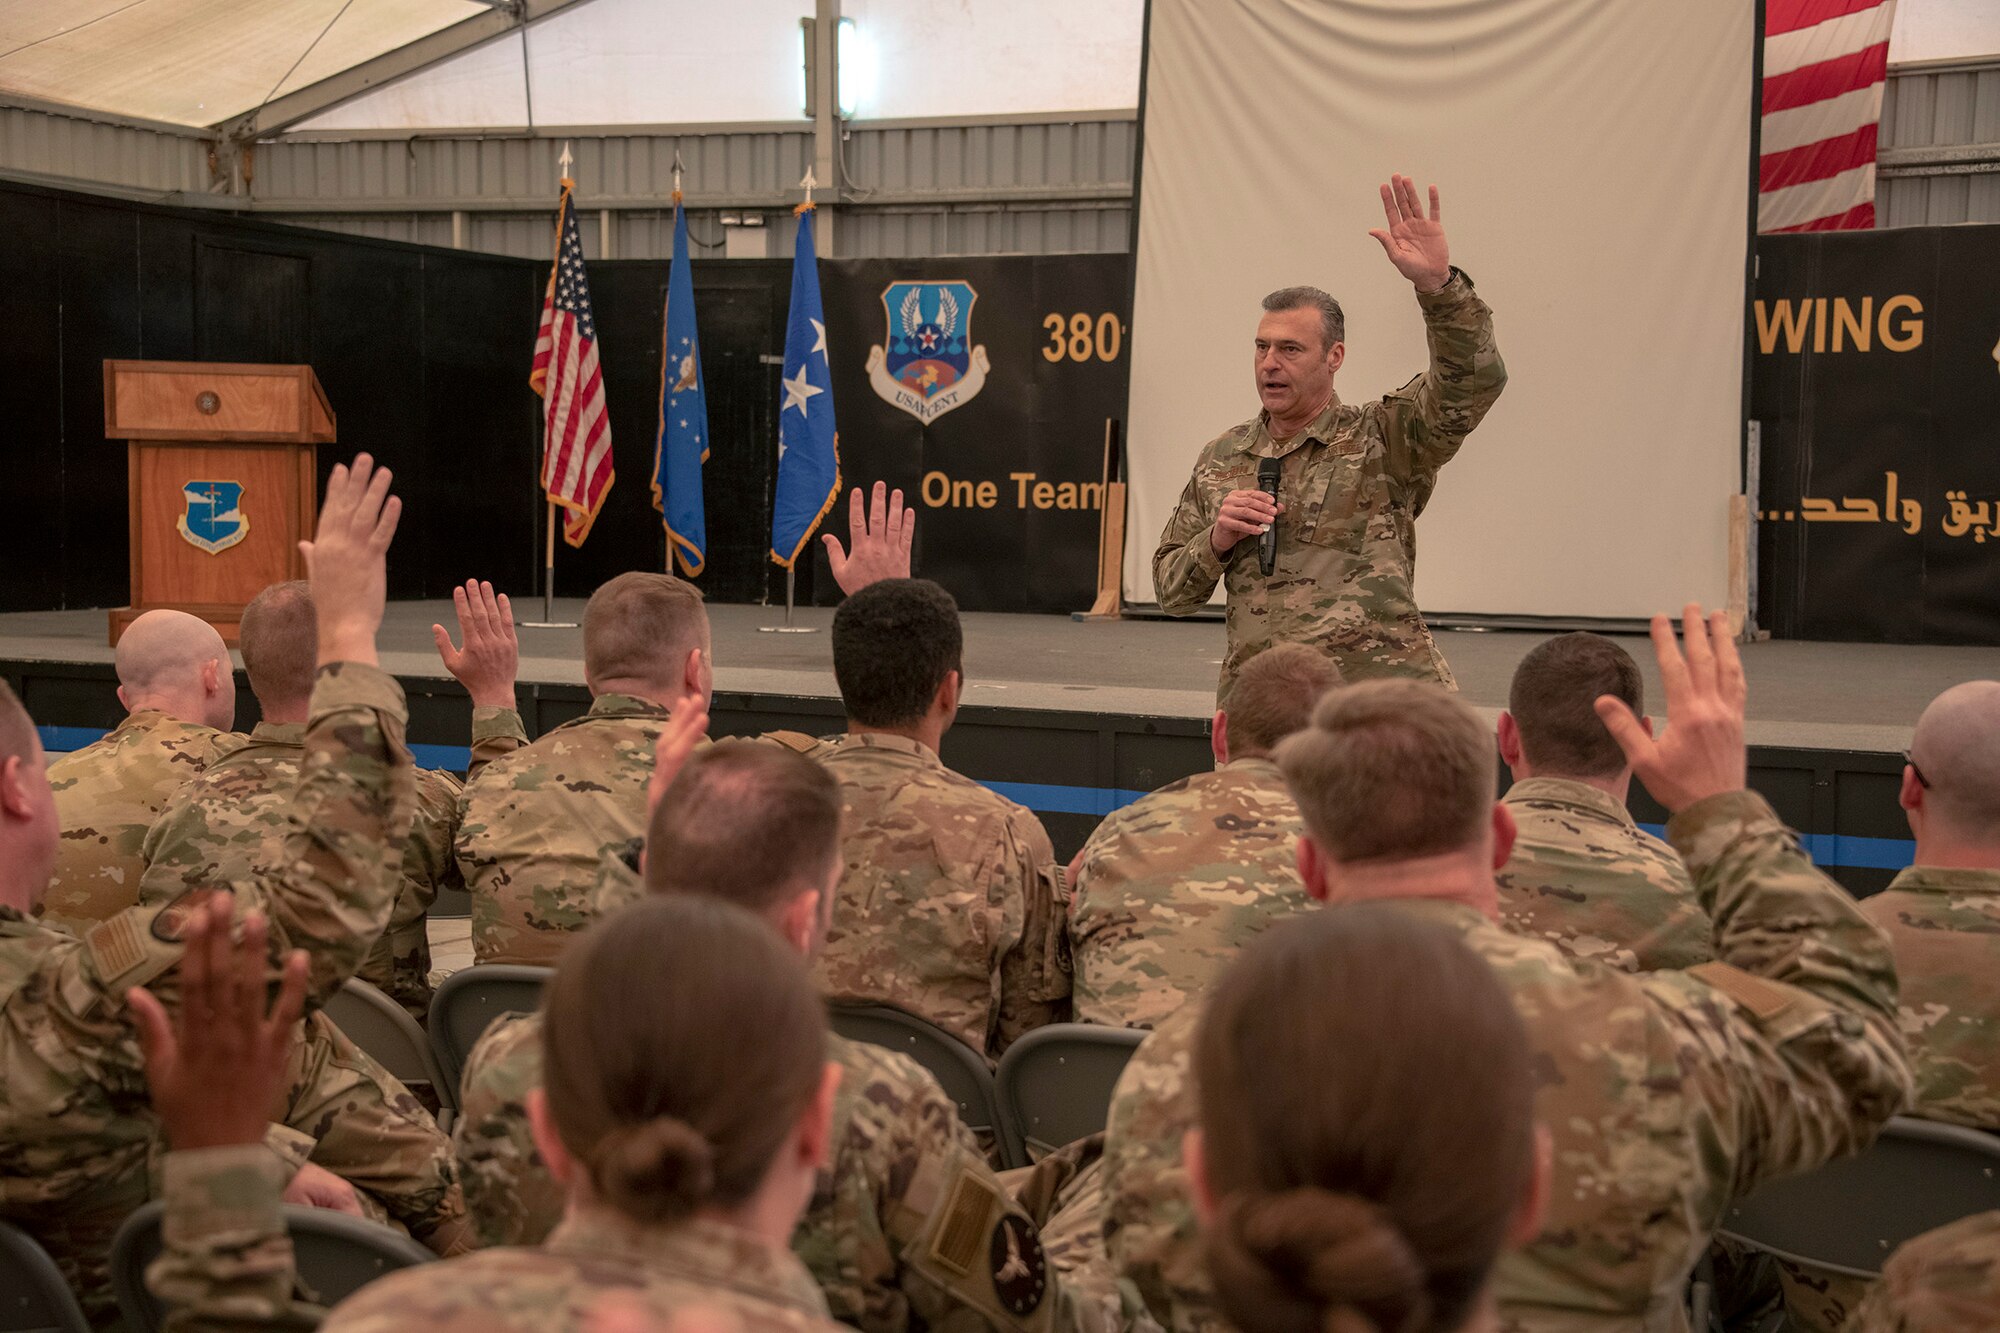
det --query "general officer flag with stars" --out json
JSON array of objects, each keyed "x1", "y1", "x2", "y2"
[
  {"x1": 651, "y1": 195, "x2": 709, "y2": 576},
  {"x1": 770, "y1": 206, "x2": 840, "y2": 569}
]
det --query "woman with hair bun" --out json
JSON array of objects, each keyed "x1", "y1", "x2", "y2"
[
  {"x1": 137, "y1": 892, "x2": 848, "y2": 1333},
  {"x1": 1184, "y1": 905, "x2": 1551, "y2": 1333}
]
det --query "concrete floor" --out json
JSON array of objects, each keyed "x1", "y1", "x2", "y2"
[{"x1": 8, "y1": 601, "x2": 1998, "y2": 752}]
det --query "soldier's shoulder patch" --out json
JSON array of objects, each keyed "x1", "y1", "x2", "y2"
[
  {"x1": 84, "y1": 913, "x2": 147, "y2": 985},
  {"x1": 1688, "y1": 960, "x2": 1797, "y2": 1023},
  {"x1": 989, "y1": 1212, "x2": 1049, "y2": 1316},
  {"x1": 151, "y1": 886, "x2": 229, "y2": 944},
  {"x1": 760, "y1": 730, "x2": 828, "y2": 757},
  {"x1": 932, "y1": 1171, "x2": 999, "y2": 1277}
]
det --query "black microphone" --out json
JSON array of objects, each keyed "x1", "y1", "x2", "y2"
[{"x1": 1256, "y1": 456, "x2": 1281, "y2": 576}]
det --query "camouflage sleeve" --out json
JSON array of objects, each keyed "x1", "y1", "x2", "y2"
[
  {"x1": 452, "y1": 1014, "x2": 563, "y2": 1249},
  {"x1": 849, "y1": 1049, "x2": 1068, "y2": 1333},
  {"x1": 1657, "y1": 790, "x2": 1912, "y2": 1202},
  {"x1": 993, "y1": 809, "x2": 1073, "y2": 1056},
  {"x1": 466, "y1": 706, "x2": 528, "y2": 783},
  {"x1": 149, "y1": 1146, "x2": 322, "y2": 1332},
  {"x1": 1378, "y1": 272, "x2": 1507, "y2": 512},
  {"x1": 254, "y1": 663, "x2": 417, "y2": 1008},
  {"x1": 1151, "y1": 467, "x2": 1228, "y2": 616},
  {"x1": 1100, "y1": 1010, "x2": 1215, "y2": 1333}
]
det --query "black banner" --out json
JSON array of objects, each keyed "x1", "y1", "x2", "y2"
[
  {"x1": 813, "y1": 254, "x2": 1132, "y2": 613},
  {"x1": 1753, "y1": 224, "x2": 2000, "y2": 642}
]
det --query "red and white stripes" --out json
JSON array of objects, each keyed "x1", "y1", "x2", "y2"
[{"x1": 1760, "y1": 0, "x2": 1896, "y2": 233}]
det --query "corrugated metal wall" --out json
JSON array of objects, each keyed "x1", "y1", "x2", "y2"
[
  {"x1": 1877, "y1": 58, "x2": 2000, "y2": 227},
  {"x1": 7, "y1": 64, "x2": 1995, "y2": 249},
  {"x1": 0, "y1": 102, "x2": 209, "y2": 196}
]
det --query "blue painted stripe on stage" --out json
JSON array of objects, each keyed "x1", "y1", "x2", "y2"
[
  {"x1": 978, "y1": 780, "x2": 1153, "y2": 817},
  {"x1": 34, "y1": 725, "x2": 1915, "y2": 871},
  {"x1": 1637, "y1": 823, "x2": 1912, "y2": 872}
]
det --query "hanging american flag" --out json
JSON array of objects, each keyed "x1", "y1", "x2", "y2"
[
  {"x1": 1759, "y1": 0, "x2": 1897, "y2": 233},
  {"x1": 530, "y1": 179, "x2": 615, "y2": 546}
]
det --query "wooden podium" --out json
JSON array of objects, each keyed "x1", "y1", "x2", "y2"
[{"x1": 104, "y1": 361, "x2": 334, "y2": 646}]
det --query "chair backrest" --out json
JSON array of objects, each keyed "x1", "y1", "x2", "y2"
[
  {"x1": 323, "y1": 978, "x2": 457, "y2": 1113},
  {"x1": 996, "y1": 1022, "x2": 1146, "y2": 1160},
  {"x1": 1719, "y1": 1116, "x2": 2000, "y2": 1277},
  {"x1": 828, "y1": 1002, "x2": 1024, "y2": 1168},
  {"x1": 0, "y1": 1220, "x2": 89, "y2": 1333},
  {"x1": 110, "y1": 1199, "x2": 435, "y2": 1333},
  {"x1": 427, "y1": 965, "x2": 552, "y2": 1094}
]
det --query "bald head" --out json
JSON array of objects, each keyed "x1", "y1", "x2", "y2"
[
  {"x1": 114, "y1": 610, "x2": 235, "y2": 730},
  {"x1": 1909, "y1": 681, "x2": 2000, "y2": 845},
  {"x1": 240, "y1": 582, "x2": 317, "y2": 722}
]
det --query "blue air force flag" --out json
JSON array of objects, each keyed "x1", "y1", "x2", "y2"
[
  {"x1": 652, "y1": 199, "x2": 710, "y2": 576},
  {"x1": 770, "y1": 209, "x2": 840, "y2": 569}
]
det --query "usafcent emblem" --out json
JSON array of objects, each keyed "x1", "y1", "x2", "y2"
[
  {"x1": 866, "y1": 280, "x2": 990, "y2": 424},
  {"x1": 177, "y1": 480, "x2": 249, "y2": 555}
]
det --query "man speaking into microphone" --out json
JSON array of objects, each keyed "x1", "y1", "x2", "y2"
[{"x1": 1152, "y1": 174, "x2": 1507, "y2": 702}]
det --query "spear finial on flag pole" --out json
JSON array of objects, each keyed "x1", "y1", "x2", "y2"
[
  {"x1": 797, "y1": 166, "x2": 817, "y2": 215},
  {"x1": 672, "y1": 148, "x2": 685, "y2": 204},
  {"x1": 558, "y1": 139, "x2": 575, "y2": 187}
]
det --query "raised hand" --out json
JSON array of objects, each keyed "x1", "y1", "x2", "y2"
[
  {"x1": 824, "y1": 482, "x2": 915, "y2": 596},
  {"x1": 1367, "y1": 174, "x2": 1451, "y2": 293},
  {"x1": 128, "y1": 895, "x2": 310, "y2": 1152},
  {"x1": 433, "y1": 579, "x2": 519, "y2": 709},
  {"x1": 301, "y1": 454, "x2": 401, "y2": 667},
  {"x1": 1594, "y1": 605, "x2": 1748, "y2": 813},
  {"x1": 645, "y1": 692, "x2": 711, "y2": 821}
]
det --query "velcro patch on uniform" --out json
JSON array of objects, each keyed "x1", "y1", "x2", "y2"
[
  {"x1": 150, "y1": 886, "x2": 227, "y2": 943},
  {"x1": 932, "y1": 1171, "x2": 997, "y2": 1278},
  {"x1": 85, "y1": 913, "x2": 147, "y2": 988},
  {"x1": 989, "y1": 1213, "x2": 1048, "y2": 1316},
  {"x1": 765, "y1": 731, "x2": 821, "y2": 754},
  {"x1": 1689, "y1": 961, "x2": 1797, "y2": 1023}
]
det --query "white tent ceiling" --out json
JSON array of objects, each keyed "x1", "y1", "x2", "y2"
[{"x1": 0, "y1": 0, "x2": 485, "y2": 127}]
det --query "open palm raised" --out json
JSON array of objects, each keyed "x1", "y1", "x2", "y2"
[{"x1": 1368, "y1": 174, "x2": 1451, "y2": 293}]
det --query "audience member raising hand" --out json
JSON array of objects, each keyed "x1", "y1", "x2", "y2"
[
  {"x1": 433, "y1": 579, "x2": 521, "y2": 710},
  {"x1": 1593, "y1": 605, "x2": 1747, "y2": 813},
  {"x1": 823, "y1": 482, "x2": 916, "y2": 595}
]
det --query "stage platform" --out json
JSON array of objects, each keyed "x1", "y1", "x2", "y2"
[{"x1": 3, "y1": 602, "x2": 1989, "y2": 895}]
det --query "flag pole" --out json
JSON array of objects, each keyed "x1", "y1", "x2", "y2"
[
  {"x1": 760, "y1": 166, "x2": 826, "y2": 636},
  {"x1": 521, "y1": 140, "x2": 581, "y2": 630}
]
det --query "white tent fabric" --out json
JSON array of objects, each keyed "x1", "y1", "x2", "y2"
[
  {"x1": 0, "y1": 0, "x2": 482, "y2": 127},
  {"x1": 294, "y1": 0, "x2": 1142, "y2": 132}
]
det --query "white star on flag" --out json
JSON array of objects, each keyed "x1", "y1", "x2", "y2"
[
  {"x1": 782, "y1": 365, "x2": 823, "y2": 416},
  {"x1": 810, "y1": 318, "x2": 827, "y2": 357}
]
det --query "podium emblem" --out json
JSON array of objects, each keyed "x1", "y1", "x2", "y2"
[
  {"x1": 865, "y1": 280, "x2": 990, "y2": 423},
  {"x1": 177, "y1": 480, "x2": 249, "y2": 555}
]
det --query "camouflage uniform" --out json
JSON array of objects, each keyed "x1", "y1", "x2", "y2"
[
  {"x1": 1097, "y1": 790, "x2": 1910, "y2": 1333},
  {"x1": 138, "y1": 721, "x2": 476, "y2": 1253},
  {"x1": 0, "y1": 663, "x2": 412, "y2": 1324},
  {"x1": 1068, "y1": 758, "x2": 1315, "y2": 1029},
  {"x1": 814, "y1": 733, "x2": 1072, "y2": 1060},
  {"x1": 41, "y1": 711, "x2": 242, "y2": 935},
  {"x1": 1496, "y1": 777, "x2": 1715, "y2": 974},
  {"x1": 456, "y1": 695, "x2": 669, "y2": 966},
  {"x1": 1765, "y1": 865, "x2": 2000, "y2": 1332},
  {"x1": 454, "y1": 1011, "x2": 1070, "y2": 1333},
  {"x1": 1852, "y1": 1210, "x2": 2000, "y2": 1333},
  {"x1": 1863, "y1": 866, "x2": 2000, "y2": 1128},
  {"x1": 1152, "y1": 272, "x2": 1507, "y2": 701},
  {"x1": 150, "y1": 1145, "x2": 854, "y2": 1333},
  {"x1": 140, "y1": 722, "x2": 471, "y2": 1020}
]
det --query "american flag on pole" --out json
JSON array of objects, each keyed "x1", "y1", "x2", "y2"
[
  {"x1": 1758, "y1": 0, "x2": 1897, "y2": 233},
  {"x1": 530, "y1": 178, "x2": 615, "y2": 546}
]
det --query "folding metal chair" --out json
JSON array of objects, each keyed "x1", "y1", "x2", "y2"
[
  {"x1": 426, "y1": 964, "x2": 551, "y2": 1094},
  {"x1": 996, "y1": 1022, "x2": 1145, "y2": 1160},
  {"x1": 0, "y1": 1219, "x2": 89, "y2": 1333},
  {"x1": 828, "y1": 1002, "x2": 1024, "y2": 1168}
]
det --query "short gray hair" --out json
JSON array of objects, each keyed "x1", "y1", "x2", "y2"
[{"x1": 1262, "y1": 286, "x2": 1345, "y2": 349}]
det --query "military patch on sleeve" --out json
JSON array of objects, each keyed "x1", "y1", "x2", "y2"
[
  {"x1": 1689, "y1": 961, "x2": 1797, "y2": 1023},
  {"x1": 989, "y1": 1213, "x2": 1049, "y2": 1316},
  {"x1": 85, "y1": 913, "x2": 147, "y2": 987},
  {"x1": 150, "y1": 886, "x2": 228, "y2": 943},
  {"x1": 931, "y1": 1172, "x2": 996, "y2": 1277}
]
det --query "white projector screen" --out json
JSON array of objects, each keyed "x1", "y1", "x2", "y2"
[{"x1": 1123, "y1": 0, "x2": 1753, "y2": 619}]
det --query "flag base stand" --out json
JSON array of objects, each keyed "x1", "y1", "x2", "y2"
[
  {"x1": 758, "y1": 566, "x2": 820, "y2": 634},
  {"x1": 520, "y1": 509, "x2": 579, "y2": 628}
]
